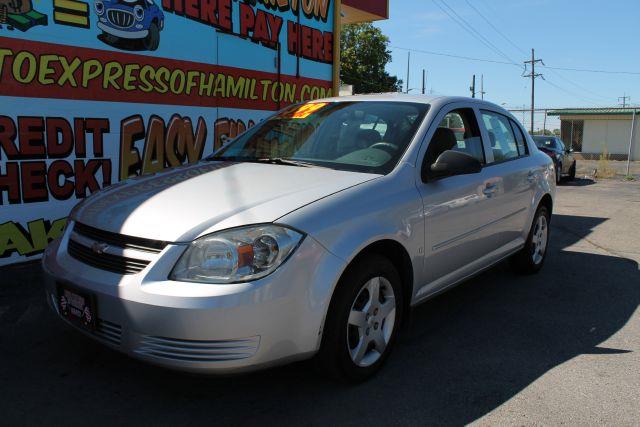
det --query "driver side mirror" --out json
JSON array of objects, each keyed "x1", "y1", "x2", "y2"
[{"x1": 423, "y1": 150, "x2": 482, "y2": 182}]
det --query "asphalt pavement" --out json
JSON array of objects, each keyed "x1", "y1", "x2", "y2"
[{"x1": 1, "y1": 178, "x2": 638, "y2": 426}]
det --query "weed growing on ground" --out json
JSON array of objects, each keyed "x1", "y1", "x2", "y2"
[{"x1": 597, "y1": 147, "x2": 616, "y2": 179}]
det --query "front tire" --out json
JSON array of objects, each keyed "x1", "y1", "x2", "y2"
[
  {"x1": 315, "y1": 254, "x2": 404, "y2": 382},
  {"x1": 555, "y1": 162, "x2": 562, "y2": 184},
  {"x1": 511, "y1": 205, "x2": 550, "y2": 275}
]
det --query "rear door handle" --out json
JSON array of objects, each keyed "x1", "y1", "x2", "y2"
[{"x1": 527, "y1": 171, "x2": 536, "y2": 183}]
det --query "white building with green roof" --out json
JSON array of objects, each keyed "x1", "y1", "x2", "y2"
[{"x1": 547, "y1": 108, "x2": 639, "y2": 161}]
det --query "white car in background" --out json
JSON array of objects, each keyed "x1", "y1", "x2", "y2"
[{"x1": 43, "y1": 95, "x2": 555, "y2": 381}]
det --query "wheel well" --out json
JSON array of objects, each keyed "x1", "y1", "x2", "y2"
[
  {"x1": 539, "y1": 193, "x2": 553, "y2": 216},
  {"x1": 348, "y1": 240, "x2": 414, "y2": 313}
]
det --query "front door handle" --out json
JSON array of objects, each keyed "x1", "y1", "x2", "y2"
[{"x1": 483, "y1": 183, "x2": 497, "y2": 197}]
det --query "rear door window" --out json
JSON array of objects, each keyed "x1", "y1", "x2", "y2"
[
  {"x1": 509, "y1": 119, "x2": 529, "y2": 156},
  {"x1": 481, "y1": 110, "x2": 520, "y2": 163}
]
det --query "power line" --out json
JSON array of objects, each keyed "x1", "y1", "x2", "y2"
[
  {"x1": 460, "y1": 0, "x2": 617, "y2": 102},
  {"x1": 390, "y1": 45, "x2": 635, "y2": 105},
  {"x1": 389, "y1": 46, "x2": 520, "y2": 67},
  {"x1": 431, "y1": 0, "x2": 522, "y2": 68},
  {"x1": 463, "y1": 0, "x2": 529, "y2": 57},
  {"x1": 389, "y1": 45, "x2": 640, "y2": 77},
  {"x1": 540, "y1": 65, "x2": 640, "y2": 76},
  {"x1": 543, "y1": 66, "x2": 612, "y2": 102},
  {"x1": 540, "y1": 77, "x2": 610, "y2": 107}
]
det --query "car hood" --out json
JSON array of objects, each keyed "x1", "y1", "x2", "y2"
[{"x1": 72, "y1": 161, "x2": 378, "y2": 242}]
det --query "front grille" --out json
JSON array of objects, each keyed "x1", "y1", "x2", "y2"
[
  {"x1": 108, "y1": 9, "x2": 134, "y2": 28},
  {"x1": 68, "y1": 239, "x2": 150, "y2": 275},
  {"x1": 95, "y1": 319, "x2": 122, "y2": 346},
  {"x1": 74, "y1": 222, "x2": 167, "y2": 254},
  {"x1": 135, "y1": 335, "x2": 260, "y2": 362}
]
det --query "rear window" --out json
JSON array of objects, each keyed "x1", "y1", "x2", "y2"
[{"x1": 533, "y1": 137, "x2": 556, "y2": 149}]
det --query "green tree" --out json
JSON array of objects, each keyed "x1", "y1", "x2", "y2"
[{"x1": 340, "y1": 23, "x2": 402, "y2": 94}]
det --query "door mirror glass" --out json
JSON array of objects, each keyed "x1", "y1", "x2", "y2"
[{"x1": 425, "y1": 150, "x2": 482, "y2": 181}]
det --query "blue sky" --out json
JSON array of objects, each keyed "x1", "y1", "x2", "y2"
[{"x1": 375, "y1": 0, "x2": 640, "y2": 129}]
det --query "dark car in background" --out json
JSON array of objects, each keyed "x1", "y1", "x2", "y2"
[{"x1": 533, "y1": 136, "x2": 576, "y2": 183}]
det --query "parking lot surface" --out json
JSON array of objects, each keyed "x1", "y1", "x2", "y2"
[{"x1": 1, "y1": 178, "x2": 639, "y2": 425}]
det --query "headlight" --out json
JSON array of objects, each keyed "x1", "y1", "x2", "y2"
[
  {"x1": 134, "y1": 5, "x2": 144, "y2": 21},
  {"x1": 95, "y1": 0, "x2": 104, "y2": 15},
  {"x1": 170, "y1": 225, "x2": 304, "y2": 284}
]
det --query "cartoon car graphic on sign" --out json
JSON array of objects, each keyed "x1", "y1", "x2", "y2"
[{"x1": 95, "y1": 0, "x2": 164, "y2": 51}]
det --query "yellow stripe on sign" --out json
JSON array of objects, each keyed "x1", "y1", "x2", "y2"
[
  {"x1": 54, "y1": 10, "x2": 89, "y2": 25},
  {"x1": 54, "y1": 0, "x2": 89, "y2": 13}
]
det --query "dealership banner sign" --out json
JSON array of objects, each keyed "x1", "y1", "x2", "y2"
[{"x1": 0, "y1": 0, "x2": 334, "y2": 266}]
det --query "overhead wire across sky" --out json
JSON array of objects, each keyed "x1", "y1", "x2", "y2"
[
  {"x1": 389, "y1": 44, "x2": 640, "y2": 76},
  {"x1": 430, "y1": 0, "x2": 522, "y2": 69},
  {"x1": 386, "y1": 1, "x2": 639, "y2": 107}
]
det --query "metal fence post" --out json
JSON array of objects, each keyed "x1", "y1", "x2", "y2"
[
  {"x1": 627, "y1": 110, "x2": 637, "y2": 176},
  {"x1": 570, "y1": 120, "x2": 574, "y2": 151}
]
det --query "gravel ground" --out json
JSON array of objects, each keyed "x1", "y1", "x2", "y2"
[
  {"x1": 0, "y1": 178, "x2": 638, "y2": 426},
  {"x1": 576, "y1": 159, "x2": 640, "y2": 179}
]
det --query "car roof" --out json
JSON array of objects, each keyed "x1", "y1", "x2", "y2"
[{"x1": 318, "y1": 93, "x2": 513, "y2": 115}]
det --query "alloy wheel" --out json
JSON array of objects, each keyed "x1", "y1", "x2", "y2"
[
  {"x1": 346, "y1": 276, "x2": 396, "y2": 367},
  {"x1": 531, "y1": 214, "x2": 548, "y2": 265}
]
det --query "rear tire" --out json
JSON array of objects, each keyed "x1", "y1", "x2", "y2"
[
  {"x1": 510, "y1": 205, "x2": 550, "y2": 275},
  {"x1": 315, "y1": 254, "x2": 404, "y2": 382},
  {"x1": 555, "y1": 162, "x2": 562, "y2": 184}
]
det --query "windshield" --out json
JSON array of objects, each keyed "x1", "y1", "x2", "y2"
[
  {"x1": 533, "y1": 136, "x2": 556, "y2": 148},
  {"x1": 210, "y1": 101, "x2": 429, "y2": 174}
]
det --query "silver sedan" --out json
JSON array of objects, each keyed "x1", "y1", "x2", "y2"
[{"x1": 42, "y1": 95, "x2": 555, "y2": 381}]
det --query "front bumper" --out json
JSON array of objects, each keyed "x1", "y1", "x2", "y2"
[
  {"x1": 98, "y1": 22, "x2": 148, "y2": 39},
  {"x1": 42, "y1": 225, "x2": 346, "y2": 374}
]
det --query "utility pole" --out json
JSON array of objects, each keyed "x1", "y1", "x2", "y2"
[
  {"x1": 524, "y1": 48, "x2": 543, "y2": 134},
  {"x1": 470, "y1": 74, "x2": 476, "y2": 98},
  {"x1": 619, "y1": 93, "x2": 630, "y2": 108},
  {"x1": 422, "y1": 69, "x2": 426, "y2": 95},
  {"x1": 480, "y1": 74, "x2": 486, "y2": 100},
  {"x1": 406, "y1": 51, "x2": 410, "y2": 94}
]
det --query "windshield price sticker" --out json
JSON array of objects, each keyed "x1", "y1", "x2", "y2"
[{"x1": 279, "y1": 102, "x2": 330, "y2": 119}]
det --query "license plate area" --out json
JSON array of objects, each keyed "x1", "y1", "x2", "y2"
[{"x1": 56, "y1": 283, "x2": 97, "y2": 331}]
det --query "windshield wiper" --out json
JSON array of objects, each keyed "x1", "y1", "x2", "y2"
[
  {"x1": 255, "y1": 158, "x2": 315, "y2": 168},
  {"x1": 209, "y1": 156, "x2": 316, "y2": 168}
]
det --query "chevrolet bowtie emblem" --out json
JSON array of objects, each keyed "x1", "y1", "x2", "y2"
[{"x1": 91, "y1": 242, "x2": 109, "y2": 255}]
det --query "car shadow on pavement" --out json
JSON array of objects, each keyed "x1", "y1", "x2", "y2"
[
  {"x1": 1, "y1": 215, "x2": 638, "y2": 425},
  {"x1": 560, "y1": 177, "x2": 595, "y2": 187}
]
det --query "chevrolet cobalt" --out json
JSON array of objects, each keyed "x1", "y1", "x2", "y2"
[{"x1": 43, "y1": 95, "x2": 555, "y2": 381}]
